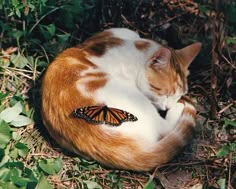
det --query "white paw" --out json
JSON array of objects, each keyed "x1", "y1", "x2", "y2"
[
  {"x1": 184, "y1": 101, "x2": 196, "y2": 111},
  {"x1": 165, "y1": 102, "x2": 184, "y2": 126}
]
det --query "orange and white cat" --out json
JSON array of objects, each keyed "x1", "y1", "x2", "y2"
[{"x1": 41, "y1": 28, "x2": 201, "y2": 171}]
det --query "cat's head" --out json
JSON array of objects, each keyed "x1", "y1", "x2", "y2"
[{"x1": 145, "y1": 42, "x2": 201, "y2": 110}]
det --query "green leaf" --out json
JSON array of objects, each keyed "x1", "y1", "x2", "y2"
[
  {"x1": 9, "y1": 147, "x2": 18, "y2": 159},
  {"x1": 38, "y1": 158, "x2": 62, "y2": 175},
  {"x1": 143, "y1": 176, "x2": 155, "y2": 189},
  {"x1": 0, "y1": 167, "x2": 11, "y2": 181},
  {"x1": 198, "y1": 4, "x2": 212, "y2": 14},
  {"x1": 0, "y1": 58, "x2": 10, "y2": 67},
  {"x1": 229, "y1": 143, "x2": 236, "y2": 151},
  {"x1": 35, "y1": 175, "x2": 52, "y2": 189},
  {"x1": 84, "y1": 180, "x2": 102, "y2": 189},
  {"x1": 0, "y1": 121, "x2": 12, "y2": 148},
  {"x1": 0, "y1": 154, "x2": 10, "y2": 167},
  {"x1": 15, "y1": 9, "x2": 21, "y2": 18},
  {"x1": 10, "y1": 53, "x2": 28, "y2": 68},
  {"x1": 10, "y1": 168, "x2": 34, "y2": 187},
  {"x1": 0, "y1": 181, "x2": 18, "y2": 189},
  {"x1": 0, "y1": 92, "x2": 9, "y2": 103},
  {"x1": 216, "y1": 145, "x2": 230, "y2": 157},
  {"x1": 57, "y1": 34, "x2": 70, "y2": 44},
  {"x1": 15, "y1": 142, "x2": 29, "y2": 157},
  {"x1": 0, "y1": 102, "x2": 22, "y2": 123},
  {"x1": 226, "y1": 37, "x2": 236, "y2": 45},
  {"x1": 224, "y1": 119, "x2": 236, "y2": 127},
  {"x1": 11, "y1": 30, "x2": 23, "y2": 41},
  {"x1": 40, "y1": 24, "x2": 56, "y2": 40},
  {"x1": 46, "y1": 24, "x2": 56, "y2": 37},
  {"x1": 10, "y1": 114, "x2": 33, "y2": 127},
  {"x1": 37, "y1": 60, "x2": 48, "y2": 68},
  {"x1": 217, "y1": 178, "x2": 226, "y2": 189}
]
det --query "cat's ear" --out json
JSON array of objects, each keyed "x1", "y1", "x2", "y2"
[
  {"x1": 150, "y1": 47, "x2": 171, "y2": 66},
  {"x1": 175, "y1": 42, "x2": 202, "y2": 69}
]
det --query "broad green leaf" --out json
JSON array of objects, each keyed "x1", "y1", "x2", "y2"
[
  {"x1": 9, "y1": 95, "x2": 24, "y2": 106},
  {"x1": 143, "y1": 176, "x2": 154, "y2": 189},
  {"x1": 15, "y1": 142, "x2": 29, "y2": 157},
  {"x1": 0, "y1": 92, "x2": 9, "y2": 103},
  {"x1": 37, "y1": 60, "x2": 48, "y2": 68},
  {"x1": 11, "y1": 176, "x2": 33, "y2": 187},
  {"x1": 0, "y1": 102, "x2": 22, "y2": 123},
  {"x1": 27, "y1": 56, "x2": 35, "y2": 66},
  {"x1": 38, "y1": 158, "x2": 62, "y2": 175},
  {"x1": 10, "y1": 168, "x2": 34, "y2": 187},
  {"x1": 217, "y1": 178, "x2": 226, "y2": 189},
  {"x1": 46, "y1": 24, "x2": 56, "y2": 37},
  {"x1": 57, "y1": 34, "x2": 70, "y2": 44},
  {"x1": 84, "y1": 180, "x2": 102, "y2": 189},
  {"x1": 11, "y1": 30, "x2": 23, "y2": 41},
  {"x1": 12, "y1": 131, "x2": 22, "y2": 140},
  {"x1": 229, "y1": 143, "x2": 236, "y2": 151},
  {"x1": 0, "y1": 167, "x2": 11, "y2": 181},
  {"x1": 226, "y1": 37, "x2": 236, "y2": 45},
  {"x1": 40, "y1": 24, "x2": 55, "y2": 40},
  {"x1": 0, "y1": 182, "x2": 18, "y2": 189},
  {"x1": 35, "y1": 175, "x2": 52, "y2": 189},
  {"x1": 15, "y1": 9, "x2": 21, "y2": 18},
  {"x1": 216, "y1": 145, "x2": 230, "y2": 157},
  {"x1": 9, "y1": 147, "x2": 18, "y2": 159},
  {"x1": 198, "y1": 5, "x2": 211, "y2": 14},
  {"x1": 10, "y1": 53, "x2": 28, "y2": 68},
  {"x1": 0, "y1": 58, "x2": 10, "y2": 67},
  {"x1": 0, "y1": 121, "x2": 12, "y2": 148},
  {"x1": 224, "y1": 119, "x2": 236, "y2": 127},
  {"x1": 10, "y1": 114, "x2": 33, "y2": 127},
  {"x1": 0, "y1": 154, "x2": 10, "y2": 167}
]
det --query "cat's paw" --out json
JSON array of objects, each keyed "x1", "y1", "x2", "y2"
[
  {"x1": 179, "y1": 97, "x2": 197, "y2": 119},
  {"x1": 165, "y1": 102, "x2": 184, "y2": 125},
  {"x1": 182, "y1": 101, "x2": 197, "y2": 120}
]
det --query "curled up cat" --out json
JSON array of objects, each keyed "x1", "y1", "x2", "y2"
[{"x1": 41, "y1": 28, "x2": 201, "y2": 171}]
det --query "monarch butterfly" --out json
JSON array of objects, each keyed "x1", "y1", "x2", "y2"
[{"x1": 72, "y1": 105, "x2": 138, "y2": 126}]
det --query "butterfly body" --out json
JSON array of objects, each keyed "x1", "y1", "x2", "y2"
[
  {"x1": 41, "y1": 28, "x2": 201, "y2": 171},
  {"x1": 72, "y1": 105, "x2": 138, "y2": 126}
]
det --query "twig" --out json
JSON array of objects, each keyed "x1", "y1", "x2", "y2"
[
  {"x1": 228, "y1": 152, "x2": 232, "y2": 189},
  {"x1": 218, "y1": 101, "x2": 236, "y2": 114},
  {"x1": 121, "y1": 14, "x2": 148, "y2": 35},
  {"x1": 29, "y1": 6, "x2": 63, "y2": 34}
]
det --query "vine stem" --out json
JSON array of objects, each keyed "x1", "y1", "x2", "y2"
[{"x1": 29, "y1": 6, "x2": 64, "y2": 34}]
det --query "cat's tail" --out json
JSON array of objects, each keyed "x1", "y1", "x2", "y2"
[
  {"x1": 151, "y1": 100, "x2": 197, "y2": 166},
  {"x1": 124, "y1": 100, "x2": 197, "y2": 171}
]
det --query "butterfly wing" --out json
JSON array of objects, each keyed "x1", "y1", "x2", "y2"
[
  {"x1": 73, "y1": 105, "x2": 138, "y2": 126},
  {"x1": 105, "y1": 107, "x2": 138, "y2": 126},
  {"x1": 73, "y1": 106, "x2": 105, "y2": 124}
]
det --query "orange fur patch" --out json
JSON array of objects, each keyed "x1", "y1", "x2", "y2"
[
  {"x1": 134, "y1": 40, "x2": 150, "y2": 51},
  {"x1": 80, "y1": 31, "x2": 124, "y2": 56}
]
